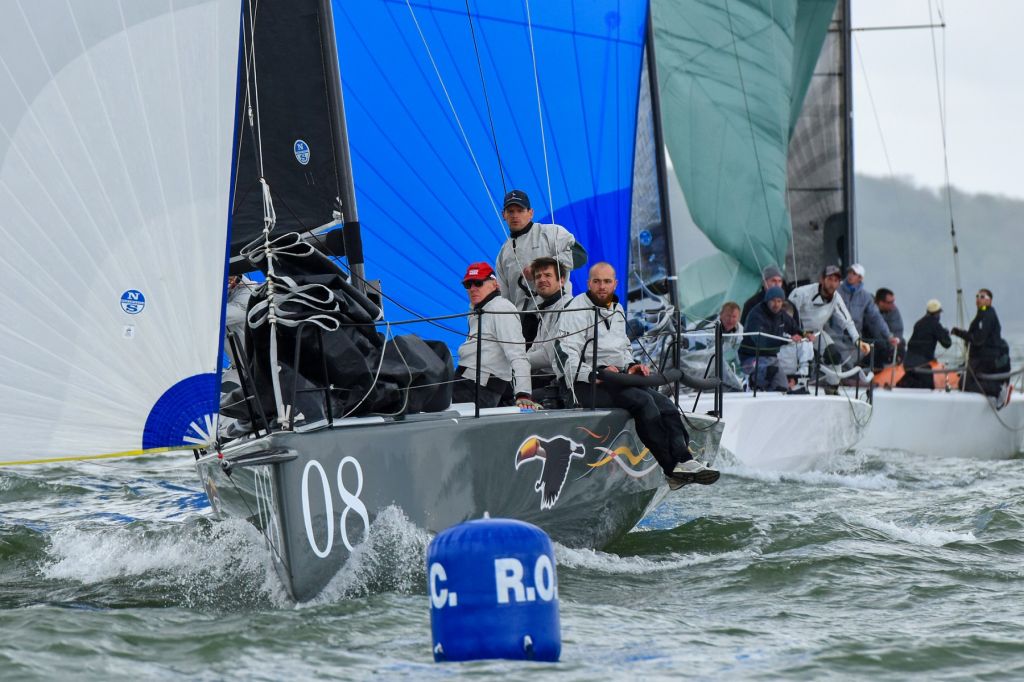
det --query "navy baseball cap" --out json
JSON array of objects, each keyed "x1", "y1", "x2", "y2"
[{"x1": 503, "y1": 189, "x2": 531, "y2": 210}]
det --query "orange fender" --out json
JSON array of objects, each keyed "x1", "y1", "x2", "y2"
[
  {"x1": 929, "y1": 360, "x2": 960, "y2": 390},
  {"x1": 872, "y1": 364, "x2": 905, "y2": 388}
]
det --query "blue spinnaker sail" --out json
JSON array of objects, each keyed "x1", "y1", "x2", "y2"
[{"x1": 336, "y1": 1, "x2": 648, "y2": 348}]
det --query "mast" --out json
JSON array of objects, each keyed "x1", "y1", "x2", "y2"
[
  {"x1": 318, "y1": 0, "x2": 366, "y2": 293},
  {"x1": 841, "y1": 0, "x2": 856, "y2": 264},
  {"x1": 645, "y1": 8, "x2": 676, "y2": 309}
]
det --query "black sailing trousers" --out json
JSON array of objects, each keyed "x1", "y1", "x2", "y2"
[{"x1": 571, "y1": 382, "x2": 691, "y2": 476}]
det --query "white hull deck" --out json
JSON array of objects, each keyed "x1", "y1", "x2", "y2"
[
  {"x1": 858, "y1": 388, "x2": 1024, "y2": 460},
  {"x1": 689, "y1": 392, "x2": 872, "y2": 472}
]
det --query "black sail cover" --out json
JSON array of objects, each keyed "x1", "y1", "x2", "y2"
[
  {"x1": 226, "y1": 1, "x2": 454, "y2": 423},
  {"x1": 230, "y1": 0, "x2": 343, "y2": 258}
]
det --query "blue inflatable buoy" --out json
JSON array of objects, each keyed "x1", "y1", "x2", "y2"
[{"x1": 427, "y1": 518, "x2": 560, "y2": 662}]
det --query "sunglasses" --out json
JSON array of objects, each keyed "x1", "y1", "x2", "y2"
[{"x1": 463, "y1": 279, "x2": 490, "y2": 289}]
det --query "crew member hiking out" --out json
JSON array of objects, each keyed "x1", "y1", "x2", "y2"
[{"x1": 554, "y1": 262, "x2": 719, "y2": 489}]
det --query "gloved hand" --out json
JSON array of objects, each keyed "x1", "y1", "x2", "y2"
[{"x1": 515, "y1": 396, "x2": 543, "y2": 410}]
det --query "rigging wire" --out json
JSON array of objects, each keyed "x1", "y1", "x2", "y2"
[
  {"x1": 402, "y1": 0, "x2": 505, "y2": 234},
  {"x1": 925, "y1": 0, "x2": 965, "y2": 332},
  {"x1": 522, "y1": 0, "x2": 555, "y2": 222},
  {"x1": 852, "y1": 34, "x2": 895, "y2": 177},
  {"x1": 464, "y1": 0, "x2": 507, "y2": 195}
]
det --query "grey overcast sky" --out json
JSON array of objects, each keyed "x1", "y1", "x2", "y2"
[{"x1": 851, "y1": 1, "x2": 1024, "y2": 200}]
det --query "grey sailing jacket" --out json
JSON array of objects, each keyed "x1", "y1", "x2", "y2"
[
  {"x1": 837, "y1": 283, "x2": 892, "y2": 340},
  {"x1": 554, "y1": 293, "x2": 633, "y2": 384},
  {"x1": 495, "y1": 222, "x2": 576, "y2": 310}
]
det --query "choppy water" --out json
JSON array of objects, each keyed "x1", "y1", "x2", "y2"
[{"x1": 3, "y1": 447, "x2": 1024, "y2": 680}]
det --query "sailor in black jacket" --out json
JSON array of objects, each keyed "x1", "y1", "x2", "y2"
[
  {"x1": 898, "y1": 299, "x2": 952, "y2": 389},
  {"x1": 952, "y1": 288, "x2": 1006, "y2": 396},
  {"x1": 740, "y1": 287, "x2": 803, "y2": 391}
]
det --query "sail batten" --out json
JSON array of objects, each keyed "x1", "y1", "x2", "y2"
[{"x1": 337, "y1": 1, "x2": 648, "y2": 349}]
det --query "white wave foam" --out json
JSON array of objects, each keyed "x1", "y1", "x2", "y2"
[
  {"x1": 42, "y1": 518, "x2": 289, "y2": 605},
  {"x1": 723, "y1": 465, "x2": 898, "y2": 490},
  {"x1": 309, "y1": 505, "x2": 431, "y2": 604},
  {"x1": 555, "y1": 543, "x2": 750, "y2": 574},
  {"x1": 846, "y1": 513, "x2": 977, "y2": 547}
]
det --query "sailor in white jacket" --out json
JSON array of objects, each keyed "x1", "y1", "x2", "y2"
[
  {"x1": 495, "y1": 190, "x2": 578, "y2": 323},
  {"x1": 453, "y1": 262, "x2": 537, "y2": 409},
  {"x1": 524, "y1": 257, "x2": 575, "y2": 405},
  {"x1": 789, "y1": 264, "x2": 871, "y2": 371},
  {"x1": 554, "y1": 263, "x2": 719, "y2": 488}
]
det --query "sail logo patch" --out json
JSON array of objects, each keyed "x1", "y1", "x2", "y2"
[
  {"x1": 120, "y1": 289, "x2": 146, "y2": 314},
  {"x1": 294, "y1": 139, "x2": 310, "y2": 165}
]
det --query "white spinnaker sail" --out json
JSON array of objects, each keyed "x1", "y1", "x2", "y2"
[{"x1": 0, "y1": 0, "x2": 239, "y2": 464}]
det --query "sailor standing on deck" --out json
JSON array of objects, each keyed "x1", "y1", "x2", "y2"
[
  {"x1": 789, "y1": 264, "x2": 871, "y2": 381},
  {"x1": 898, "y1": 299, "x2": 952, "y2": 389},
  {"x1": 554, "y1": 262, "x2": 719, "y2": 489},
  {"x1": 953, "y1": 288, "x2": 1009, "y2": 397},
  {"x1": 495, "y1": 189, "x2": 581, "y2": 344},
  {"x1": 453, "y1": 262, "x2": 539, "y2": 410}
]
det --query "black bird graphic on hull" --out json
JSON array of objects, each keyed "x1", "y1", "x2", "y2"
[{"x1": 515, "y1": 435, "x2": 586, "y2": 510}]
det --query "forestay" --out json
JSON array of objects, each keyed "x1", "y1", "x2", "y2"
[{"x1": 0, "y1": 0, "x2": 239, "y2": 463}]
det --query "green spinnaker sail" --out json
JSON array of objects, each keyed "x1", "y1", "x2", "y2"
[{"x1": 652, "y1": 0, "x2": 837, "y2": 319}]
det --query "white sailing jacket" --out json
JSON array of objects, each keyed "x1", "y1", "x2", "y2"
[
  {"x1": 457, "y1": 293, "x2": 531, "y2": 396},
  {"x1": 495, "y1": 222, "x2": 576, "y2": 309},
  {"x1": 788, "y1": 282, "x2": 860, "y2": 342},
  {"x1": 527, "y1": 290, "x2": 573, "y2": 374},
  {"x1": 554, "y1": 293, "x2": 633, "y2": 384}
]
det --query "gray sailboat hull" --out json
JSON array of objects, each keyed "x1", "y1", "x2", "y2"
[{"x1": 196, "y1": 406, "x2": 723, "y2": 602}]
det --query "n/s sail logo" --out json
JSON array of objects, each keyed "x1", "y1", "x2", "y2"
[
  {"x1": 293, "y1": 139, "x2": 310, "y2": 165},
  {"x1": 120, "y1": 289, "x2": 146, "y2": 314}
]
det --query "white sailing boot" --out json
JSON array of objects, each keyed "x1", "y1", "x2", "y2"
[{"x1": 666, "y1": 459, "x2": 720, "y2": 490}]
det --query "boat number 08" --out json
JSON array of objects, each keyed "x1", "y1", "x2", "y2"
[{"x1": 301, "y1": 456, "x2": 370, "y2": 558}]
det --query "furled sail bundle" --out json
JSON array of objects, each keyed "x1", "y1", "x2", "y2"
[
  {"x1": 335, "y1": 1, "x2": 650, "y2": 348},
  {"x1": 0, "y1": 0, "x2": 240, "y2": 463},
  {"x1": 652, "y1": 0, "x2": 838, "y2": 318}
]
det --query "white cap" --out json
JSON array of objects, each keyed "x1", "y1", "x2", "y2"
[
  {"x1": 926, "y1": 299, "x2": 942, "y2": 313},
  {"x1": 849, "y1": 263, "x2": 865, "y2": 277}
]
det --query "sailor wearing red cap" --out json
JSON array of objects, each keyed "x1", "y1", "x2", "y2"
[{"x1": 454, "y1": 262, "x2": 538, "y2": 409}]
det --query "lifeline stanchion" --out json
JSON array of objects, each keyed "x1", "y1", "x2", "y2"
[
  {"x1": 474, "y1": 308, "x2": 483, "y2": 418},
  {"x1": 590, "y1": 307, "x2": 600, "y2": 411}
]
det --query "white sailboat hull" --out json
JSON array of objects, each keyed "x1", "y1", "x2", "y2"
[
  {"x1": 691, "y1": 392, "x2": 871, "y2": 472},
  {"x1": 858, "y1": 388, "x2": 1024, "y2": 460}
]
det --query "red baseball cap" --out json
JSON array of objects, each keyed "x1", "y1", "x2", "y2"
[{"x1": 462, "y1": 262, "x2": 496, "y2": 282}]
